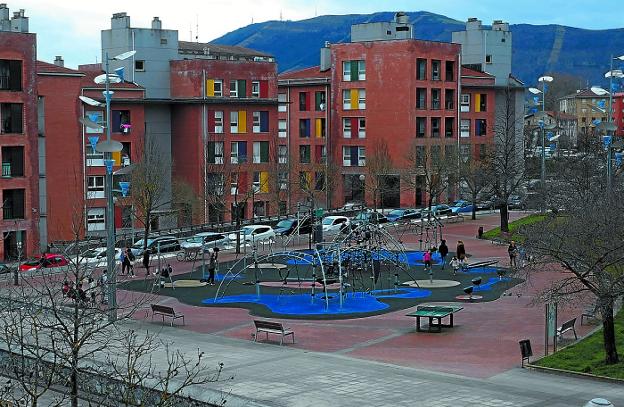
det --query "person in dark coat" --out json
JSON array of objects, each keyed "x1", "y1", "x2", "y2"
[
  {"x1": 142, "y1": 248, "x2": 151, "y2": 276},
  {"x1": 438, "y1": 239, "x2": 449, "y2": 269},
  {"x1": 456, "y1": 240, "x2": 466, "y2": 271},
  {"x1": 508, "y1": 240, "x2": 518, "y2": 268}
]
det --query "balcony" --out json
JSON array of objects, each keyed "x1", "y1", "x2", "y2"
[
  {"x1": 1, "y1": 162, "x2": 10, "y2": 177},
  {"x1": 2, "y1": 189, "x2": 25, "y2": 220},
  {"x1": 1, "y1": 146, "x2": 24, "y2": 177}
]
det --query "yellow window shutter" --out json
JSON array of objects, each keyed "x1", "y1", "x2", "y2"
[
  {"x1": 350, "y1": 89, "x2": 358, "y2": 110},
  {"x1": 306, "y1": 172, "x2": 312, "y2": 186},
  {"x1": 315, "y1": 118, "x2": 322, "y2": 138},
  {"x1": 260, "y1": 171, "x2": 269, "y2": 193},
  {"x1": 238, "y1": 111, "x2": 247, "y2": 133},
  {"x1": 474, "y1": 93, "x2": 481, "y2": 112},
  {"x1": 206, "y1": 79, "x2": 215, "y2": 97},
  {"x1": 112, "y1": 151, "x2": 121, "y2": 165}
]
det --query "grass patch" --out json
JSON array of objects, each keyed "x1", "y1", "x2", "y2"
[
  {"x1": 481, "y1": 214, "x2": 545, "y2": 242},
  {"x1": 535, "y1": 311, "x2": 624, "y2": 379}
]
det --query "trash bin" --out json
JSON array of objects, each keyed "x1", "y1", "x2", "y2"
[{"x1": 478, "y1": 226, "x2": 484, "y2": 239}]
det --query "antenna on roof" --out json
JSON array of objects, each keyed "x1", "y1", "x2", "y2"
[{"x1": 195, "y1": 14, "x2": 199, "y2": 42}]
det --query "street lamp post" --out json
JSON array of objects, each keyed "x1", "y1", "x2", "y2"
[
  {"x1": 529, "y1": 77, "x2": 555, "y2": 212},
  {"x1": 79, "y1": 50, "x2": 135, "y2": 322}
]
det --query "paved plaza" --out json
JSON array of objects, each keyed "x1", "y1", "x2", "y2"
[{"x1": 116, "y1": 212, "x2": 624, "y2": 406}]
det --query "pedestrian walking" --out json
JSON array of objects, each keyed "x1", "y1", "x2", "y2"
[
  {"x1": 119, "y1": 249, "x2": 127, "y2": 275},
  {"x1": 456, "y1": 240, "x2": 467, "y2": 271},
  {"x1": 423, "y1": 249, "x2": 433, "y2": 283},
  {"x1": 438, "y1": 239, "x2": 449, "y2": 269},
  {"x1": 142, "y1": 248, "x2": 151, "y2": 276},
  {"x1": 449, "y1": 256, "x2": 460, "y2": 275},
  {"x1": 508, "y1": 240, "x2": 518, "y2": 269},
  {"x1": 207, "y1": 249, "x2": 217, "y2": 286},
  {"x1": 88, "y1": 277, "x2": 97, "y2": 306},
  {"x1": 124, "y1": 247, "x2": 135, "y2": 277}
]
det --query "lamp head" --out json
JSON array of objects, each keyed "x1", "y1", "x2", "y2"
[
  {"x1": 113, "y1": 50, "x2": 137, "y2": 61},
  {"x1": 78, "y1": 95, "x2": 103, "y2": 107},
  {"x1": 538, "y1": 76, "x2": 554, "y2": 83},
  {"x1": 528, "y1": 87, "x2": 542, "y2": 95}
]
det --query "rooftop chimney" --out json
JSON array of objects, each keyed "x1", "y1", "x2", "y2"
[
  {"x1": 152, "y1": 17, "x2": 162, "y2": 29},
  {"x1": 53, "y1": 56, "x2": 64, "y2": 67},
  {"x1": 111, "y1": 12, "x2": 130, "y2": 29}
]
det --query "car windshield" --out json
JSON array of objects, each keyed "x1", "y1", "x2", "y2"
[
  {"x1": 354, "y1": 212, "x2": 369, "y2": 220},
  {"x1": 186, "y1": 237, "x2": 203, "y2": 244},
  {"x1": 82, "y1": 249, "x2": 99, "y2": 258},
  {"x1": 23, "y1": 259, "x2": 40, "y2": 266},
  {"x1": 277, "y1": 220, "x2": 295, "y2": 228},
  {"x1": 241, "y1": 227, "x2": 254, "y2": 235},
  {"x1": 322, "y1": 218, "x2": 335, "y2": 225},
  {"x1": 389, "y1": 210, "x2": 404, "y2": 216},
  {"x1": 132, "y1": 239, "x2": 152, "y2": 248}
]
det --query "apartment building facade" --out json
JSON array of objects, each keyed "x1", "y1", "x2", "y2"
[
  {"x1": 559, "y1": 88, "x2": 610, "y2": 143},
  {"x1": 0, "y1": 6, "x2": 41, "y2": 260}
]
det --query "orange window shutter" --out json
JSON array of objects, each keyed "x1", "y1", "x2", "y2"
[
  {"x1": 474, "y1": 94, "x2": 481, "y2": 112},
  {"x1": 206, "y1": 79, "x2": 215, "y2": 97},
  {"x1": 112, "y1": 151, "x2": 121, "y2": 165},
  {"x1": 350, "y1": 89, "x2": 358, "y2": 109},
  {"x1": 239, "y1": 111, "x2": 247, "y2": 133}
]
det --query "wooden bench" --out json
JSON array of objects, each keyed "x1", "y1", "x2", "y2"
[
  {"x1": 253, "y1": 320, "x2": 295, "y2": 345},
  {"x1": 150, "y1": 304, "x2": 185, "y2": 326},
  {"x1": 581, "y1": 304, "x2": 599, "y2": 325},
  {"x1": 556, "y1": 317, "x2": 577, "y2": 341}
]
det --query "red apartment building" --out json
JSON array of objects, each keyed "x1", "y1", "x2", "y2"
[
  {"x1": 0, "y1": 11, "x2": 40, "y2": 260},
  {"x1": 459, "y1": 67, "x2": 496, "y2": 160},
  {"x1": 613, "y1": 92, "x2": 624, "y2": 137},
  {"x1": 169, "y1": 52, "x2": 279, "y2": 223}
]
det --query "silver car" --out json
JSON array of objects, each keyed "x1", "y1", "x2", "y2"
[{"x1": 181, "y1": 232, "x2": 229, "y2": 252}]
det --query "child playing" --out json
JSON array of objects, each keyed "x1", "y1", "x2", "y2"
[{"x1": 450, "y1": 256, "x2": 460, "y2": 275}]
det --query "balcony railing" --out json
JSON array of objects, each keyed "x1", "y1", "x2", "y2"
[
  {"x1": 2, "y1": 162, "x2": 10, "y2": 177},
  {"x1": 0, "y1": 76, "x2": 9, "y2": 90}
]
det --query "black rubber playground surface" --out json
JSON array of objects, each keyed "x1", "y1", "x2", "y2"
[{"x1": 122, "y1": 252, "x2": 523, "y2": 320}]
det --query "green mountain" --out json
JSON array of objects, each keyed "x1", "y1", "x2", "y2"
[{"x1": 212, "y1": 11, "x2": 624, "y2": 88}]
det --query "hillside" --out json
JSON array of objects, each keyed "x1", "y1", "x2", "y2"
[{"x1": 211, "y1": 11, "x2": 624, "y2": 87}]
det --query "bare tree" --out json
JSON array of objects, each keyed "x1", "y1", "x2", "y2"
[
  {"x1": 489, "y1": 84, "x2": 525, "y2": 232},
  {"x1": 458, "y1": 152, "x2": 493, "y2": 220},
  {"x1": 522, "y1": 151, "x2": 623, "y2": 365},
  {"x1": 364, "y1": 140, "x2": 393, "y2": 212},
  {"x1": 402, "y1": 141, "x2": 457, "y2": 211}
]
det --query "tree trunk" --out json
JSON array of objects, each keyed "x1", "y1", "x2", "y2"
[
  {"x1": 471, "y1": 191, "x2": 477, "y2": 221},
  {"x1": 235, "y1": 206, "x2": 241, "y2": 255},
  {"x1": 500, "y1": 205, "x2": 509, "y2": 232},
  {"x1": 601, "y1": 301, "x2": 619, "y2": 364}
]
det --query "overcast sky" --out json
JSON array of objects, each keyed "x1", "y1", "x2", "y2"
[{"x1": 12, "y1": 0, "x2": 624, "y2": 68}]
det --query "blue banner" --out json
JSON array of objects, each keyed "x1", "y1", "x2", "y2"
[{"x1": 104, "y1": 159, "x2": 114, "y2": 174}]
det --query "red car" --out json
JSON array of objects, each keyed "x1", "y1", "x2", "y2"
[{"x1": 19, "y1": 254, "x2": 69, "y2": 271}]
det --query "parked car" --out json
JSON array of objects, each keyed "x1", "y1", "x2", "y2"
[
  {"x1": 181, "y1": 232, "x2": 230, "y2": 252},
  {"x1": 131, "y1": 236, "x2": 180, "y2": 257},
  {"x1": 274, "y1": 217, "x2": 313, "y2": 236},
  {"x1": 0, "y1": 262, "x2": 11, "y2": 274},
  {"x1": 341, "y1": 202, "x2": 364, "y2": 211},
  {"x1": 422, "y1": 204, "x2": 453, "y2": 217},
  {"x1": 386, "y1": 208, "x2": 422, "y2": 222},
  {"x1": 450, "y1": 200, "x2": 475, "y2": 214},
  {"x1": 507, "y1": 195, "x2": 527, "y2": 210},
  {"x1": 79, "y1": 247, "x2": 123, "y2": 267},
  {"x1": 322, "y1": 216, "x2": 350, "y2": 233},
  {"x1": 351, "y1": 211, "x2": 389, "y2": 224},
  {"x1": 228, "y1": 225, "x2": 276, "y2": 243},
  {"x1": 19, "y1": 254, "x2": 70, "y2": 271}
]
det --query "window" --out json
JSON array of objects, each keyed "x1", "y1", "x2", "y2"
[
  {"x1": 460, "y1": 94, "x2": 470, "y2": 112},
  {"x1": 207, "y1": 141, "x2": 224, "y2": 164},
  {"x1": 431, "y1": 118, "x2": 440, "y2": 138},
  {"x1": 343, "y1": 118, "x2": 365, "y2": 138},
  {"x1": 445, "y1": 61, "x2": 455, "y2": 81},
  {"x1": 160, "y1": 38, "x2": 168, "y2": 45},
  {"x1": 85, "y1": 144, "x2": 104, "y2": 166},
  {"x1": 206, "y1": 173, "x2": 224, "y2": 196},
  {"x1": 445, "y1": 117, "x2": 454, "y2": 138},
  {"x1": 206, "y1": 79, "x2": 223, "y2": 97},
  {"x1": 314, "y1": 118, "x2": 326, "y2": 138},
  {"x1": 1, "y1": 103, "x2": 23, "y2": 134},
  {"x1": 1, "y1": 146, "x2": 24, "y2": 177},
  {"x1": 299, "y1": 145, "x2": 311, "y2": 164},
  {"x1": 252, "y1": 111, "x2": 269, "y2": 133},
  {"x1": 460, "y1": 144, "x2": 471, "y2": 161},
  {"x1": 251, "y1": 81, "x2": 260, "y2": 97},
  {"x1": 87, "y1": 208, "x2": 105, "y2": 232},
  {"x1": 314, "y1": 172, "x2": 325, "y2": 191},
  {"x1": 299, "y1": 92, "x2": 309, "y2": 111},
  {"x1": 278, "y1": 145, "x2": 288, "y2": 164},
  {"x1": 475, "y1": 119, "x2": 487, "y2": 136},
  {"x1": 343, "y1": 118, "x2": 352, "y2": 138},
  {"x1": 342, "y1": 89, "x2": 365, "y2": 110},
  {"x1": 415, "y1": 146, "x2": 425, "y2": 167},
  {"x1": 230, "y1": 79, "x2": 246, "y2": 97},
  {"x1": 460, "y1": 119, "x2": 470, "y2": 137},
  {"x1": 445, "y1": 89, "x2": 455, "y2": 110},
  {"x1": 278, "y1": 93, "x2": 287, "y2": 112},
  {"x1": 278, "y1": 119, "x2": 287, "y2": 138},
  {"x1": 299, "y1": 119, "x2": 311, "y2": 138},
  {"x1": 278, "y1": 172, "x2": 288, "y2": 191},
  {"x1": 252, "y1": 141, "x2": 269, "y2": 163},
  {"x1": 230, "y1": 173, "x2": 239, "y2": 195},
  {"x1": 112, "y1": 110, "x2": 131, "y2": 134},
  {"x1": 253, "y1": 172, "x2": 269, "y2": 193},
  {"x1": 134, "y1": 60, "x2": 145, "y2": 71},
  {"x1": 230, "y1": 141, "x2": 247, "y2": 164},
  {"x1": 416, "y1": 117, "x2": 426, "y2": 138},
  {"x1": 315, "y1": 91, "x2": 326, "y2": 111},
  {"x1": 343, "y1": 60, "x2": 365, "y2": 81},
  {"x1": 479, "y1": 144, "x2": 487, "y2": 159},
  {"x1": 416, "y1": 88, "x2": 427, "y2": 109},
  {"x1": 475, "y1": 93, "x2": 487, "y2": 112},
  {"x1": 87, "y1": 176, "x2": 105, "y2": 199},
  {"x1": 485, "y1": 54, "x2": 493, "y2": 64},
  {"x1": 431, "y1": 89, "x2": 441, "y2": 110},
  {"x1": 0, "y1": 60, "x2": 22, "y2": 91},
  {"x1": 358, "y1": 118, "x2": 366, "y2": 138},
  {"x1": 445, "y1": 145, "x2": 455, "y2": 160},
  {"x1": 416, "y1": 58, "x2": 427, "y2": 80},
  {"x1": 431, "y1": 60, "x2": 441, "y2": 81},
  {"x1": 342, "y1": 146, "x2": 365, "y2": 166},
  {"x1": 84, "y1": 111, "x2": 104, "y2": 134},
  {"x1": 430, "y1": 145, "x2": 441, "y2": 162},
  {"x1": 230, "y1": 111, "x2": 246, "y2": 133},
  {"x1": 315, "y1": 145, "x2": 327, "y2": 163},
  {"x1": 299, "y1": 171, "x2": 312, "y2": 189},
  {"x1": 213, "y1": 111, "x2": 224, "y2": 133}
]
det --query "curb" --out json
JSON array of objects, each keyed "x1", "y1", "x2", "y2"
[{"x1": 525, "y1": 363, "x2": 624, "y2": 384}]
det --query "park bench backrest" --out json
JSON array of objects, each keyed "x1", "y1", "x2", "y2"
[
  {"x1": 151, "y1": 304, "x2": 175, "y2": 316},
  {"x1": 254, "y1": 320, "x2": 284, "y2": 331},
  {"x1": 561, "y1": 318, "x2": 576, "y2": 331}
]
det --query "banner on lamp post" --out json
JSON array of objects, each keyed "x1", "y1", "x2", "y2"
[
  {"x1": 88, "y1": 136, "x2": 99, "y2": 151},
  {"x1": 119, "y1": 181, "x2": 130, "y2": 197},
  {"x1": 104, "y1": 159, "x2": 114, "y2": 174}
]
